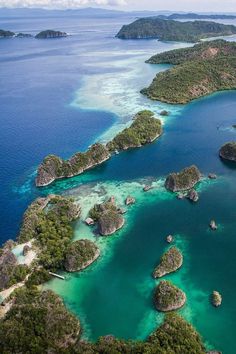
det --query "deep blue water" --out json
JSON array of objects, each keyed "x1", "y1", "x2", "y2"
[{"x1": 1, "y1": 12, "x2": 236, "y2": 354}]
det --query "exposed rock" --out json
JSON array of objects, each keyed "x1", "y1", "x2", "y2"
[
  {"x1": 177, "y1": 193, "x2": 185, "y2": 200},
  {"x1": 165, "y1": 165, "x2": 201, "y2": 192},
  {"x1": 154, "y1": 280, "x2": 186, "y2": 312},
  {"x1": 89, "y1": 199, "x2": 125, "y2": 236},
  {"x1": 153, "y1": 247, "x2": 183, "y2": 278},
  {"x1": 207, "y1": 351, "x2": 222, "y2": 354},
  {"x1": 125, "y1": 196, "x2": 136, "y2": 206},
  {"x1": 208, "y1": 173, "x2": 217, "y2": 179},
  {"x1": 64, "y1": 240, "x2": 100, "y2": 272},
  {"x1": 85, "y1": 218, "x2": 95, "y2": 226},
  {"x1": 23, "y1": 245, "x2": 31, "y2": 256},
  {"x1": 219, "y1": 142, "x2": 236, "y2": 162},
  {"x1": 210, "y1": 220, "x2": 217, "y2": 230},
  {"x1": 143, "y1": 185, "x2": 153, "y2": 192},
  {"x1": 35, "y1": 30, "x2": 68, "y2": 39},
  {"x1": 187, "y1": 189, "x2": 199, "y2": 202},
  {"x1": 159, "y1": 110, "x2": 169, "y2": 116},
  {"x1": 3, "y1": 240, "x2": 15, "y2": 250},
  {"x1": 211, "y1": 291, "x2": 222, "y2": 307},
  {"x1": 166, "y1": 235, "x2": 174, "y2": 243}
]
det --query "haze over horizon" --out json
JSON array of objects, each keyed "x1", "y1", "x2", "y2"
[{"x1": 0, "y1": 0, "x2": 236, "y2": 13}]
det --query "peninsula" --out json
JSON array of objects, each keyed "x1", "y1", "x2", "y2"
[
  {"x1": 142, "y1": 40, "x2": 236, "y2": 104},
  {"x1": 36, "y1": 110, "x2": 162, "y2": 187},
  {"x1": 116, "y1": 18, "x2": 236, "y2": 42}
]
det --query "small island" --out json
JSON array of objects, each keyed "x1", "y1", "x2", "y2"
[
  {"x1": 35, "y1": 30, "x2": 68, "y2": 39},
  {"x1": 219, "y1": 142, "x2": 236, "y2": 162},
  {"x1": 211, "y1": 291, "x2": 222, "y2": 307},
  {"x1": 154, "y1": 280, "x2": 186, "y2": 312},
  {"x1": 107, "y1": 110, "x2": 162, "y2": 152},
  {"x1": 64, "y1": 240, "x2": 100, "y2": 272},
  {"x1": 36, "y1": 111, "x2": 162, "y2": 187},
  {"x1": 116, "y1": 18, "x2": 236, "y2": 42},
  {"x1": 142, "y1": 40, "x2": 236, "y2": 104},
  {"x1": 89, "y1": 197, "x2": 125, "y2": 236},
  {"x1": 165, "y1": 165, "x2": 201, "y2": 192},
  {"x1": 153, "y1": 247, "x2": 183, "y2": 278}
]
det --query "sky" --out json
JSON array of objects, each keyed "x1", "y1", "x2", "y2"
[{"x1": 0, "y1": 0, "x2": 236, "y2": 12}]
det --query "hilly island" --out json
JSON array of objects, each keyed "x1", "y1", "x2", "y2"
[
  {"x1": 116, "y1": 18, "x2": 236, "y2": 42},
  {"x1": 141, "y1": 40, "x2": 236, "y2": 104}
]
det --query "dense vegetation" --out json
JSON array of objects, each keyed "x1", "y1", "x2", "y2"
[
  {"x1": 165, "y1": 165, "x2": 201, "y2": 192},
  {"x1": 35, "y1": 30, "x2": 67, "y2": 38},
  {"x1": 154, "y1": 280, "x2": 186, "y2": 312},
  {"x1": 18, "y1": 196, "x2": 81, "y2": 270},
  {"x1": 107, "y1": 110, "x2": 162, "y2": 152},
  {"x1": 116, "y1": 18, "x2": 236, "y2": 42},
  {"x1": 36, "y1": 143, "x2": 111, "y2": 187},
  {"x1": 143, "y1": 40, "x2": 236, "y2": 104},
  {"x1": 153, "y1": 247, "x2": 183, "y2": 278},
  {"x1": 64, "y1": 240, "x2": 100, "y2": 272},
  {"x1": 0, "y1": 287, "x2": 80, "y2": 353}
]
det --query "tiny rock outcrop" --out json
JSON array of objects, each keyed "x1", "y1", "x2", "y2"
[{"x1": 211, "y1": 291, "x2": 222, "y2": 307}]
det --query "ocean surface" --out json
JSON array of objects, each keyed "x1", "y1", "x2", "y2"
[{"x1": 1, "y1": 13, "x2": 236, "y2": 353}]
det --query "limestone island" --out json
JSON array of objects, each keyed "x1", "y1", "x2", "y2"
[
  {"x1": 153, "y1": 247, "x2": 183, "y2": 278},
  {"x1": 64, "y1": 240, "x2": 100, "y2": 272},
  {"x1": 107, "y1": 110, "x2": 162, "y2": 152},
  {"x1": 35, "y1": 30, "x2": 68, "y2": 39},
  {"x1": 165, "y1": 165, "x2": 201, "y2": 192},
  {"x1": 116, "y1": 18, "x2": 236, "y2": 42},
  {"x1": 36, "y1": 110, "x2": 162, "y2": 187},
  {"x1": 89, "y1": 197, "x2": 125, "y2": 236},
  {"x1": 154, "y1": 280, "x2": 186, "y2": 312},
  {"x1": 219, "y1": 142, "x2": 236, "y2": 162},
  {"x1": 211, "y1": 291, "x2": 222, "y2": 307},
  {"x1": 142, "y1": 40, "x2": 236, "y2": 104}
]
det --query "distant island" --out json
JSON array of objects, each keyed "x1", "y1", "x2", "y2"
[
  {"x1": 35, "y1": 30, "x2": 68, "y2": 39},
  {"x1": 0, "y1": 29, "x2": 68, "y2": 39},
  {"x1": 159, "y1": 13, "x2": 236, "y2": 20},
  {"x1": 36, "y1": 111, "x2": 162, "y2": 187},
  {"x1": 116, "y1": 18, "x2": 236, "y2": 42},
  {"x1": 142, "y1": 40, "x2": 236, "y2": 104}
]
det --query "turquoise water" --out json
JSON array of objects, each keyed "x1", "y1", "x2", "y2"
[{"x1": 1, "y1": 13, "x2": 236, "y2": 353}]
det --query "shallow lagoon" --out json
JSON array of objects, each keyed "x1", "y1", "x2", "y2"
[{"x1": 1, "y1": 13, "x2": 236, "y2": 353}]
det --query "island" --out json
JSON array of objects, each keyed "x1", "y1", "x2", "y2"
[
  {"x1": 211, "y1": 291, "x2": 222, "y2": 307},
  {"x1": 219, "y1": 142, "x2": 236, "y2": 162},
  {"x1": 153, "y1": 247, "x2": 183, "y2": 278},
  {"x1": 36, "y1": 110, "x2": 162, "y2": 187},
  {"x1": 35, "y1": 30, "x2": 68, "y2": 39},
  {"x1": 154, "y1": 280, "x2": 186, "y2": 312},
  {"x1": 64, "y1": 239, "x2": 100, "y2": 272},
  {"x1": 36, "y1": 143, "x2": 111, "y2": 187},
  {"x1": 159, "y1": 13, "x2": 236, "y2": 20},
  {"x1": 89, "y1": 197, "x2": 125, "y2": 236},
  {"x1": 107, "y1": 110, "x2": 162, "y2": 151},
  {"x1": 16, "y1": 33, "x2": 32, "y2": 38},
  {"x1": 165, "y1": 165, "x2": 201, "y2": 192},
  {"x1": 142, "y1": 40, "x2": 236, "y2": 104},
  {"x1": 0, "y1": 29, "x2": 15, "y2": 38},
  {"x1": 116, "y1": 18, "x2": 236, "y2": 42}
]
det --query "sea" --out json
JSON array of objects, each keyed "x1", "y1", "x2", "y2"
[{"x1": 1, "y1": 11, "x2": 236, "y2": 353}]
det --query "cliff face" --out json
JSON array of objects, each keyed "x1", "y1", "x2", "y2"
[
  {"x1": 165, "y1": 165, "x2": 201, "y2": 192},
  {"x1": 36, "y1": 143, "x2": 111, "y2": 187},
  {"x1": 219, "y1": 142, "x2": 236, "y2": 162}
]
